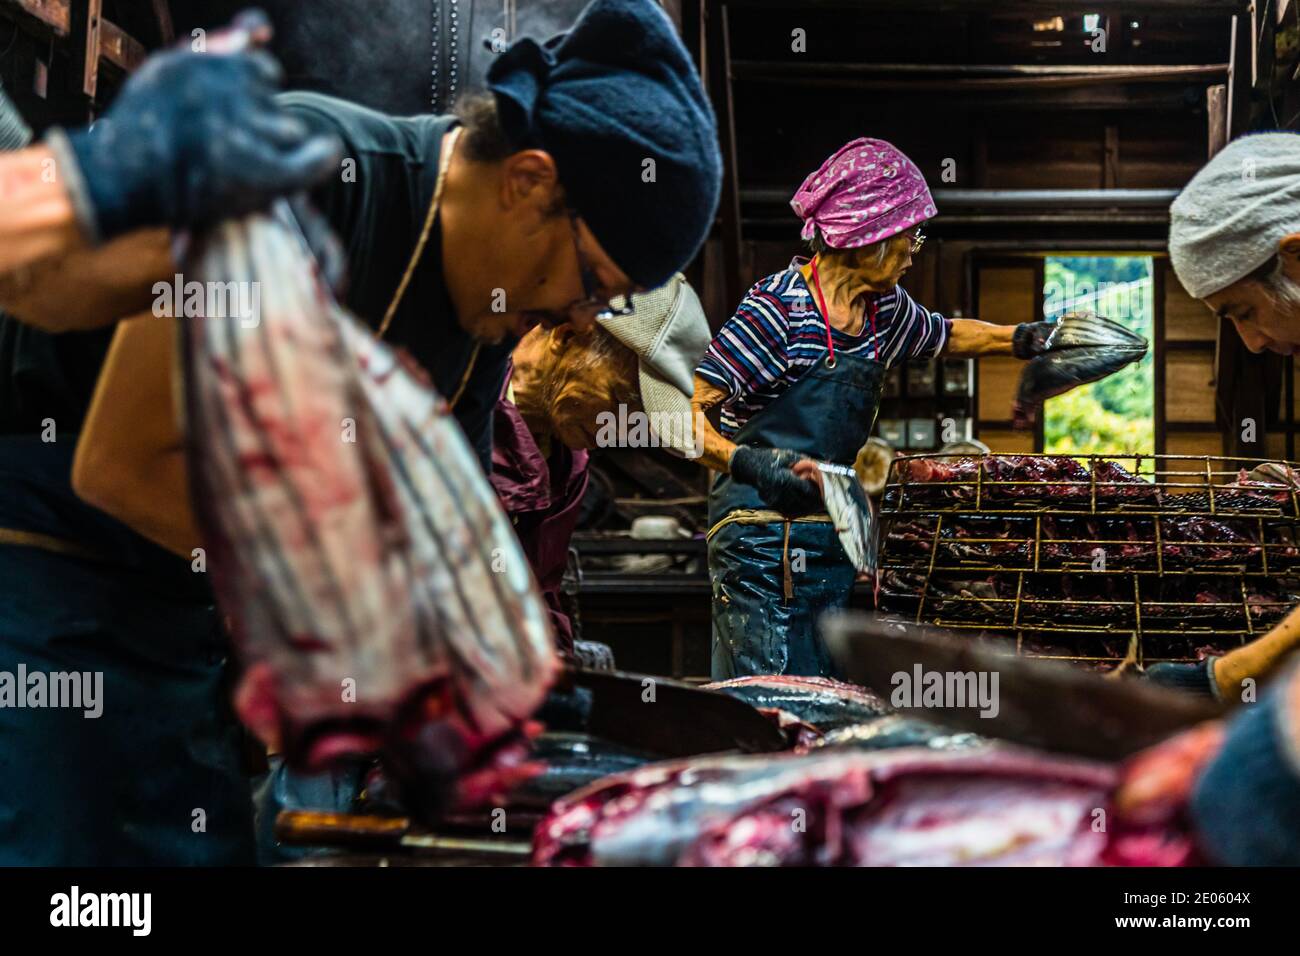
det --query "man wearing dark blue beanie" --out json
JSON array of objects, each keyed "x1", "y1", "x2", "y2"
[
  {"x1": 487, "y1": 0, "x2": 722, "y2": 289},
  {"x1": 276, "y1": 0, "x2": 722, "y2": 467},
  {"x1": 12, "y1": 1, "x2": 722, "y2": 469}
]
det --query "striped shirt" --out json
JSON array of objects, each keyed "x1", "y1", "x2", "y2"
[{"x1": 696, "y1": 259, "x2": 951, "y2": 437}]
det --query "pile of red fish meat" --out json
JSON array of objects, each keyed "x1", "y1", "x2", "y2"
[
  {"x1": 878, "y1": 455, "x2": 1300, "y2": 662},
  {"x1": 533, "y1": 745, "x2": 1198, "y2": 866},
  {"x1": 890, "y1": 455, "x2": 1300, "y2": 514},
  {"x1": 886, "y1": 512, "x2": 1296, "y2": 573},
  {"x1": 179, "y1": 208, "x2": 557, "y2": 808},
  {"x1": 880, "y1": 569, "x2": 1293, "y2": 630}
]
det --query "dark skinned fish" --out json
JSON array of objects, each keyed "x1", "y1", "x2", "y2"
[
  {"x1": 509, "y1": 733, "x2": 660, "y2": 811},
  {"x1": 702, "y1": 676, "x2": 890, "y2": 732},
  {"x1": 806, "y1": 715, "x2": 985, "y2": 752},
  {"x1": 1013, "y1": 312, "x2": 1148, "y2": 429}
]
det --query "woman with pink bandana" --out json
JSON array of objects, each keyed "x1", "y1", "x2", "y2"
[{"x1": 693, "y1": 138, "x2": 1088, "y2": 679}]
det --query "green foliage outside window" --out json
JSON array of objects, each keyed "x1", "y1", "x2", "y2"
[{"x1": 1043, "y1": 256, "x2": 1155, "y2": 458}]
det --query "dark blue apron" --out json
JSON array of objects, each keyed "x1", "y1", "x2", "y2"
[
  {"x1": 0, "y1": 436, "x2": 255, "y2": 865},
  {"x1": 708, "y1": 276, "x2": 885, "y2": 679}
]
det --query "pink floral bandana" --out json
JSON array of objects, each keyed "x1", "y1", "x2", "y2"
[{"x1": 790, "y1": 138, "x2": 936, "y2": 249}]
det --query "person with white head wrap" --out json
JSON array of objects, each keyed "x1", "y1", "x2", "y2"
[
  {"x1": 496, "y1": 274, "x2": 711, "y2": 656},
  {"x1": 1169, "y1": 133, "x2": 1300, "y2": 355}
]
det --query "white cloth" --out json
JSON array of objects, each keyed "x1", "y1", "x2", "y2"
[
  {"x1": 1169, "y1": 133, "x2": 1300, "y2": 299},
  {"x1": 598, "y1": 275, "x2": 711, "y2": 457}
]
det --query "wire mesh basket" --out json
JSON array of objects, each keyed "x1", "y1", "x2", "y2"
[{"x1": 877, "y1": 453, "x2": 1300, "y2": 667}]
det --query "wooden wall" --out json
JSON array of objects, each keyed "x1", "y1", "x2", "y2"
[
  {"x1": 1160, "y1": 259, "x2": 1223, "y2": 458},
  {"x1": 973, "y1": 261, "x2": 1039, "y2": 453}
]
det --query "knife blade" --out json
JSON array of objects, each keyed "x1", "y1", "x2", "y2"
[
  {"x1": 557, "y1": 668, "x2": 788, "y2": 756},
  {"x1": 821, "y1": 611, "x2": 1226, "y2": 760},
  {"x1": 816, "y1": 462, "x2": 877, "y2": 574}
]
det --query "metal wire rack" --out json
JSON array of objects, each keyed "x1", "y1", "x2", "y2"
[{"x1": 877, "y1": 453, "x2": 1300, "y2": 666}]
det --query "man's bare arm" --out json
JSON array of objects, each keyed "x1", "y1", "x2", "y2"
[
  {"x1": 0, "y1": 226, "x2": 172, "y2": 332},
  {"x1": 0, "y1": 143, "x2": 174, "y2": 332}
]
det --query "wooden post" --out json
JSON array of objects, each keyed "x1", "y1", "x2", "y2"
[
  {"x1": 1102, "y1": 125, "x2": 1119, "y2": 188},
  {"x1": 1257, "y1": 0, "x2": 1277, "y2": 129},
  {"x1": 970, "y1": 126, "x2": 987, "y2": 187},
  {"x1": 2, "y1": 1, "x2": 156, "y2": 75},
  {"x1": 1153, "y1": 263, "x2": 1166, "y2": 457},
  {"x1": 680, "y1": 0, "x2": 706, "y2": 295},
  {"x1": 704, "y1": 1, "x2": 744, "y2": 314},
  {"x1": 1207, "y1": 83, "x2": 1228, "y2": 156},
  {"x1": 679, "y1": 0, "x2": 702, "y2": 70},
  {"x1": 1226, "y1": 10, "x2": 1256, "y2": 137},
  {"x1": 151, "y1": 0, "x2": 174, "y2": 45},
  {"x1": 68, "y1": 0, "x2": 104, "y2": 100}
]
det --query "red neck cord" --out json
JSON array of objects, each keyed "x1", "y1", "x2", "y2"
[{"x1": 809, "y1": 256, "x2": 878, "y2": 363}]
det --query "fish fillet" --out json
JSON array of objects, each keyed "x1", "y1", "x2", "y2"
[{"x1": 178, "y1": 207, "x2": 557, "y2": 805}]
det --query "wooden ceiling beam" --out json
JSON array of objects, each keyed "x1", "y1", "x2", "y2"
[
  {"x1": 4, "y1": 0, "x2": 72, "y2": 35},
  {"x1": 1, "y1": 0, "x2": 148, "y2": 75},
  {"x1": 100, "y1": 18, "x2": 147, "y2": 72},
  {"x1": 733, "y1": 62, "x2": 1230, "y2": 91}
]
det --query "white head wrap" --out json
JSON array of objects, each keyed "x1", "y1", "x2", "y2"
[{"x1": 1169, "y1": 133, "x2": 1300, "y2": 299}]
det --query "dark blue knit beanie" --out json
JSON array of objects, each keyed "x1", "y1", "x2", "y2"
[{"x1": 486, "y1": 0, "x2": 721, "y2": 289}]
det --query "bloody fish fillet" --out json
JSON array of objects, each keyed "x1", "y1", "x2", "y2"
[
  {"x1": 533, "y1": 746, "x2": 1197, "y2": 867},
  {"x1": 178, "y1": 208, "x2": 557, "y2": 806}
]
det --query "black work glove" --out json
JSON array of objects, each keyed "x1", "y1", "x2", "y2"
[
  {"x1": 1011, "y1": 311, "x2": 1148, "y2": 429},
  {"x1": 1012, "y1": 320, "x2": 1057, "y2": 359},
  {"x1": 730, "y1": 445, "x2": 823, "y2": 516},
  {"x1": 53, "y1": 11, "x2": 341, "y2": 243},
  {"x1": 1013, "y1": 312, "x2": 1148, "y2": 360}
]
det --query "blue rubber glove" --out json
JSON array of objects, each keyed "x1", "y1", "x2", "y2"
[
  {"x1": 53, "y1": 13, "x2": 340, "y2": 243},
  {"x1": 730, "y1": 445, "x2": 823, "y2": 517}
]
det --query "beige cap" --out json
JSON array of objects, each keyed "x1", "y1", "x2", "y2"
[{"x1": 598, "y1": 274, "x2": 710, "y2": 458}]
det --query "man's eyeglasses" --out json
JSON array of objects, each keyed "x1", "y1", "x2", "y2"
[
  {"x1": 909, "y1": 228, "x2": 926, "y2": 255},
  {"x1": 569, "y1": 213, "x2": 636, "y2": 319}
]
